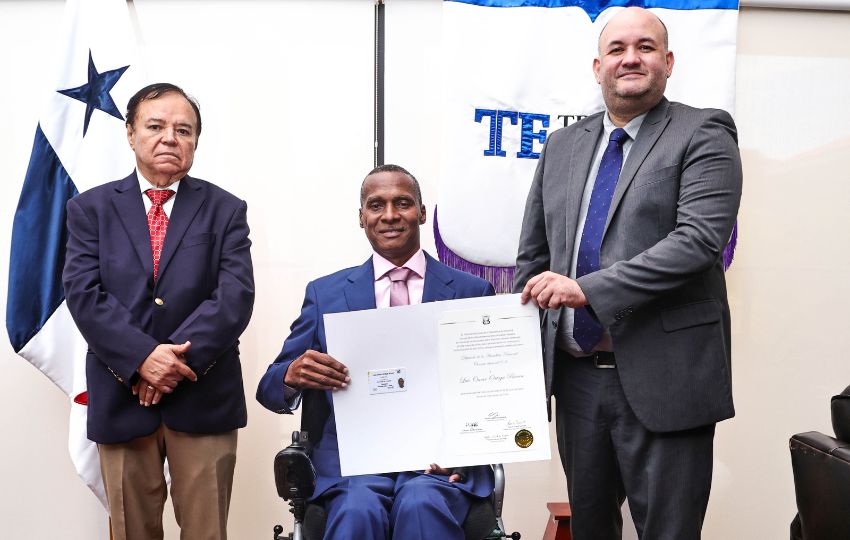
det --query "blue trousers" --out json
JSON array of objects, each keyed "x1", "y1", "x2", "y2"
[{"x1": 321, "y1": 473, "x2": 473, "y2": 540}]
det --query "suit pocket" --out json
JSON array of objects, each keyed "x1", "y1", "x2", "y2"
[
  {"x1": 182, "y1": 232, "x2": 215, "y2": 247},
  {"x1": 661, "y1": 299, "x2": 721, "y2": 332},
  {"x1": 632, "y1": 164, "x2": 680, "y2": 189}
]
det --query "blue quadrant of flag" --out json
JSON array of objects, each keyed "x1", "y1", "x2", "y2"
[{"x1": 6, "y1": 126, "x2": 78, "y2": 352}]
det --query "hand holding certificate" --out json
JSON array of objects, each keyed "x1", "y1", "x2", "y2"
[{"x1": 325, "y1": 294, "x2": 550, "y2": 476}]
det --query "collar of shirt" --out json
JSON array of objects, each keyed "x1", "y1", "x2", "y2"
[
  {"x1": 138, "y1": 170, "x2": 181, "y2": 218},
  {"x1": 372, "y1": 249, "x2": 427, "y2": 308},
  {"x1": 602, "y1": 110, "x2": 647, "y2": 161}
]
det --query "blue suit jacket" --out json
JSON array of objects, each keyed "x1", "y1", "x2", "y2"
[
  {"x1": 257, "y1": 253, "x2": 496, "y2": 499},
  {"x1": 63, "y1": 172, "x2": 255, "y2": 444}
]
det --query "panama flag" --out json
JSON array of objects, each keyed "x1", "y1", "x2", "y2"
[
  {"x1": 6, "y1": 0, "x2": 145, "y2": 507},
  {"x1": 436, "y1": 0, "x2": 739, "y2": 291}
]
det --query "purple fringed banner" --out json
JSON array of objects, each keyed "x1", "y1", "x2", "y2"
[
  {"x1": 722, "y1": 221, "x2": 737, "y2": 271},
  {"x1": 435, "y1": 207, "x2": 738, "y2": 290},
  {"x1": 433, "y1": 206, "x2": 516, "y2": 294}
]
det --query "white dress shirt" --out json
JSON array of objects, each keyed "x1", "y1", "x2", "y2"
[
  {"x1": 138, "y1": 171, "x2": 180, "y2": 217},
  {"x1": 557, "y1": 111, "x2": 647, "y2": 356}
]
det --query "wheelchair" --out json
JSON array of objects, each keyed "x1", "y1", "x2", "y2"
[{"x1": 272, "y1": 431, "x2": 521, "y2": 540}]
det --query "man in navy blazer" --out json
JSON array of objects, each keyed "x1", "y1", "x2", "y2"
[
  {"x1": 63, "y1": 83, "x2": 254, "y2": 540},
  {"x1": 257, "y1": 164, "x2": 494, "y2": 540}
]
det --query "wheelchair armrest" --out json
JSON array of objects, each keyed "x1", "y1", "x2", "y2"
[
  {"x1": 274, "y1": 431, "x2": 317, "y2": 501},
  {"x1": 492, "y1": 463, "x2": 505, "y2": 519}
]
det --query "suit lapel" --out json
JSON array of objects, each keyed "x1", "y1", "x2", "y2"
[
  {"x1": 422, "y1": 252, "x2": 456, "y2": 302},
  {"x1": 606, "y1": 98, "x2": 671, "y2": 231},
  {"x1": 111, "y1": 172, "x2": 154, "y2": 277},
  {"x1": 564, "y1": 115, "x2": 604, "y2": 261},
  {"x1": 157, "y1": 176, "x2": 205, "y2": 282},
  {"x1": 344, "y1": 253, "x2": 455, "y2": 310},
  {"x1": 344, "y1": 258, "x2": 378, "y2": 311}
]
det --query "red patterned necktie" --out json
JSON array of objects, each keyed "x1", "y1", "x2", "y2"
[{"x1": 145, "y1": 188, "x2": 175, "y2": 280}]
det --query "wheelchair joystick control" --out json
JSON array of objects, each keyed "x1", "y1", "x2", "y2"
[
  {"x1": 274, "y1": 431, "x2": 316, "y2": 501},
  {"x1": 274, "y1": 430, "x2": 316, "y2": 538}
]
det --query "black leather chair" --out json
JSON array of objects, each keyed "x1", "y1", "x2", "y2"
[
  {"x1": 789, "y1": 384, "x2": 850, "y2": 540},
  {"x1": 271, "y1": 431, "x2": 520, "y2": 540}
]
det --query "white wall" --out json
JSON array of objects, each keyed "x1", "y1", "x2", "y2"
[{"x1": 1, "y1": 2, "x2": 848, "y2": 539}]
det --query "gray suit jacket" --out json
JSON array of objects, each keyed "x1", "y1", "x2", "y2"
[{"x1": 514, "y1": 98, "x2": 742, "y2": 433}]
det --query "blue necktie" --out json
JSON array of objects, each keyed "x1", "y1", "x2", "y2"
[{"x1": 573, "y1": 127, "x2": 629, "y2": 353}]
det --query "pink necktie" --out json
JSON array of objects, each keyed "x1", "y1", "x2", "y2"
[
  {"x1": 388, "y1": 267, "x2": 412, "y2": 307},
  {"x1": 145, "y1": 188, "x2": 175, "y2": 281}
]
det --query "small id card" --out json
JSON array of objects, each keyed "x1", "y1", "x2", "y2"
[{"x1": 368, "y1": 367, "x2": 408, "y2": 395}]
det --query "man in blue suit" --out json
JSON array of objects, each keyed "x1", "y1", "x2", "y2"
[
  {"x1": 63, "y1": 83, "x2": 254, "y2": 540},
  {"x1": 257, "y1": 164, "x2": 495, "y2": 540}
]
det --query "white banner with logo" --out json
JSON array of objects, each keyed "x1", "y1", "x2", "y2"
[{"x1": 436, "y1": 0, "x2": 739, "y2": 290}]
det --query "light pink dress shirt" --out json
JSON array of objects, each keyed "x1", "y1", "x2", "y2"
[{"x1": 372, "y1": 249, "x2": 426, "y2": 307}]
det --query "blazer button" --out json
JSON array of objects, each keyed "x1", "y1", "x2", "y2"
[
  {"x1": 552, "y1": 320, "x2": 558, "y2": 328},
  {"x1": 154, "y1": 297, "x2": 165, "y2": 306}
]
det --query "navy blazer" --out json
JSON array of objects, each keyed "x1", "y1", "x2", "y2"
[
  {"x1": 257, "y1": 253, "x2": 496, "y2": 499},
  {"x1": 63, "y1": 172, "x2": 255, "y2": 444}
]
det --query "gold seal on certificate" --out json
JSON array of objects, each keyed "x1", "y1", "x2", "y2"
[{"x1": 515, "y1": 429, "x2": 534, "y2": 448}]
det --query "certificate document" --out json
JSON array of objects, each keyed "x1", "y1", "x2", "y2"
[{"x1": 325, "y1": 294, "x2": 550, "y2": 476}]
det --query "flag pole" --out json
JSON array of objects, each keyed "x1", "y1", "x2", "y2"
[
  {"x1": 126, "y1": 1, "x2": 141, "y2": 46},
  {"x1": 374, "y1": 0, "x2": 385, "y2": 168}
]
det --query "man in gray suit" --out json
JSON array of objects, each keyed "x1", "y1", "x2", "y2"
[{"x1": 513, "y1": 7, "x2": 742, "y2": 539}]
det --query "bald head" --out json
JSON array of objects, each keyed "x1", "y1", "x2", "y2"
[
  {"x1": 598, "y1": 7, "x2": 669, "y2": 54},
  {"x1": 593, "y1": 7, "x2": 674, "y2": 126}
]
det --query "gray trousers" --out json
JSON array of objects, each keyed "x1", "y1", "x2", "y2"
[{"x1": 554, "y1": 351, "x2": 715, "y2": 540}]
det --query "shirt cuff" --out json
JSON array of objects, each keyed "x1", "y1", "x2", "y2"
[{"x1": 283, "y1": 383, "x2": 302, "y2": 410}]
